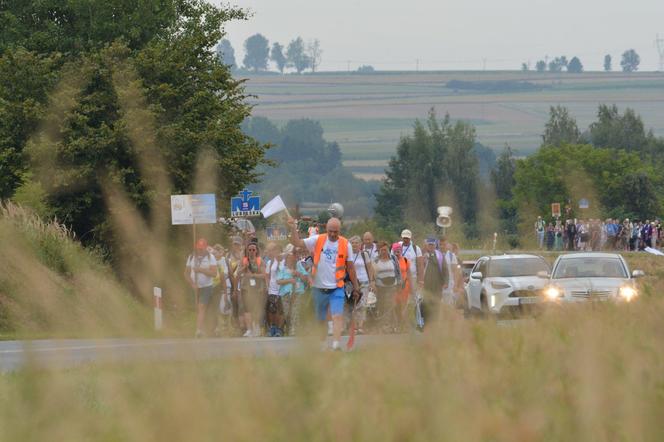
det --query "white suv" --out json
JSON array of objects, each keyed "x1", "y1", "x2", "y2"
[{"x1": 466, "y1": 254, "x2": 550, "y2": 316}]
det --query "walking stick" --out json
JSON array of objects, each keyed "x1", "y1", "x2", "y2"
[{"x1": 347, "y1": 292, "x2": 358, "y2": 350}]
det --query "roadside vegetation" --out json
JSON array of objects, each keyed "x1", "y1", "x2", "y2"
[
  {"x1": 0, "y1": 202, "x2": 148, "y2": 338},
  {"x1": 1, "y1": 254, "x2": 663, "y2": 440}
]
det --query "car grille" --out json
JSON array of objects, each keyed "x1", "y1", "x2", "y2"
[
  {"x1": 509, "y1": 290, "x2": 540, "y2": 298},
  {"x1": 571, "y1": 290, "x2": 611, "y2": 299}
]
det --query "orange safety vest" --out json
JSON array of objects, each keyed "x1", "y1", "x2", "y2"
[
  {"x1": 242, "y1": 257, "x2": 262, "y2": 267},
  {"x1": 312, "y1": 234, "x2": 349, "y2": 288}
]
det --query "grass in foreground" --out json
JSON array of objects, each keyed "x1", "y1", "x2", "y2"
[{"x1": 2, "y1": 295, "x2": 664, "y2": 441}]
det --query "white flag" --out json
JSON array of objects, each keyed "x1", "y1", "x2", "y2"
[{"x1": 261, "y1": 195, "x2": 287, "y2": 218}]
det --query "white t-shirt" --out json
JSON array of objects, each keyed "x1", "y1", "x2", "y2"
[
  {"x1": 350, "y1": 249, "x2": 370, "y2": 284},
  {"x1": 267, "y1": 258, "x2": 283, "y2": 295},
  {"x1": 399, "y1": 241, "x2": 422, "y2": 279},
  {"x1": 303, "y1": 235, "x2": 352, "y2": 289},
  {"x1": 187, "y1": 253, "x2": 217, "y2": 288},
  {"x1": 362, "y1": 244, "x2": 379, "y2": 261}
]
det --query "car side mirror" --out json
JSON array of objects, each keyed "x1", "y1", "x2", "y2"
[
  {"x1": 632, "y1": 270, "x2": 645, "y2": 279},
  {"x1": 470, "y1": 271, "x2": 483, "y2": 280},
  {"x1": 537, "y1": 271, "x2": 550, "y2": 279}
]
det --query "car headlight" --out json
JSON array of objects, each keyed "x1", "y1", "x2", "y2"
[
  {"x1": 619, "y1": 286, "x2": 637, "y2": 302},
  {"x1": 491, "y1": 281, "x2": 511, "y2": 290},
  {"x1": 545, "y1": 286, "x2": 562, "y2": 300}
]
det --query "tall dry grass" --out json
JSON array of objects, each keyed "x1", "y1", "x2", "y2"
[
  {"x1": 1, "y1": 270, "x2": 664, "y2": 440},
  {"x1": 0, "y1": 202, "x2": 149, "y2": 337}
]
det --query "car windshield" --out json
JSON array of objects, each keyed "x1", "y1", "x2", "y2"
[
  {"x1": 486, "y1": 258, "x2": 549, "y2": 277},
  {"x1": 552, "y1": 257, "x2": 628, "y2": 279}
]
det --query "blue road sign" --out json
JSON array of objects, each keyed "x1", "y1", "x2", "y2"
[{"x1": 231, "y1": 189, "x2": 261, "y2": 217}]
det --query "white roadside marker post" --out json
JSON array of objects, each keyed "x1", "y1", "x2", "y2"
[{"x1": 153, "y1": 287, "x2": 163, "y2": 331}]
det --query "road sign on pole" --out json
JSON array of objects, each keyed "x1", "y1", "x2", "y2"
[
  {"x1": 231, "y1": 189, "x2": 261, "y2": 217},
  {"x1": 551, "y1": 203, "x2": 561, "y2": 218}
]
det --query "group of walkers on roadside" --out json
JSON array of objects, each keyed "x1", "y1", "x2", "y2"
[
  {"x1": 535, "y1": 216, "x2": 662, "y2": 252},
  {"x1": 184, "y1": 218, "x2": 465, "y2": 348}
]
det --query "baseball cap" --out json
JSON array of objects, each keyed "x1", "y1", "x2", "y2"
[
  {"x1": 400, "y1": 229, "x2": 412, "y2": 239},
  {"x1": 425, "y1": 237, "x2": 437, "y2": 245},
  {"x1": 195, "y1": 238, "x2": 208, "y2": 250},
  {"x1": 391, "y1": 242, "x2": 401, "y2": 252},
  {"x1": 231, "y1": 236, "x2": 243, "y2": 245}
]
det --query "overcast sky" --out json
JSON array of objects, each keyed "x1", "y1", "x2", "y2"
[{"x1": 215, "y1": 0, "x2": 664, "y2": 72}]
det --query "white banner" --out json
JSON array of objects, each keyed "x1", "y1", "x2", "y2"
[{"x1": 170, "y1": 194, "x2": 216, "y2": 225}]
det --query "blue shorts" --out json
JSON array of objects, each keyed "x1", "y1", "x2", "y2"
[{"x1": 313, "y1": 287, "x2": 345, "y2": 321}]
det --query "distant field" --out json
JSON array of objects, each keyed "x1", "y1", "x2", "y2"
[{"x1": 243, "y1": 71, "x2": 664, "y2": 178}]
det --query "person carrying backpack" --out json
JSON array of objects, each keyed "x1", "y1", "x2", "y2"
[
  {"x1": 184, "y1": 238, "x2": 218, "y2": 338},
  {"x1": 373, "y1": 241, "x2": 402, "y2": 332}
]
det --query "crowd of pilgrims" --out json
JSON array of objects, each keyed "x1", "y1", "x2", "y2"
[{"x1": 185, "y1": 228, "x2": 464, "y2": 339}]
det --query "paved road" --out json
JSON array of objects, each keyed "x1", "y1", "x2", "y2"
[{"x1": 0, "y1": 334, "x2": 411, "y2": 373}]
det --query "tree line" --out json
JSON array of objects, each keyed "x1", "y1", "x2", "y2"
[
  {"x1": 217, "y1": 34, "x2": 322, "y2": 74},
  {"x1": 0, "y1": 1, "x2": 268, "y2": 261},
  {"x1": 522, "y1": 49, "x2": 641, "y2": 73},
  {"x1": 376, "y1": 104, "x2": 664, "y2": 246},
  {"x1": 493, "y1": 104, "x2": 664, "y2": 247}
]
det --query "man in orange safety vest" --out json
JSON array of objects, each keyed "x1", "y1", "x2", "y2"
[{"x1": 288, "y1": 217, "x2": 360, "y2": 350}]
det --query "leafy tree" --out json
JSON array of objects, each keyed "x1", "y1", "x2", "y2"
[
  {"x1": 241, "y1": 116, "x2": 281, "y2": 145},
  {"x1": 548, "y1": 56, "x2": 567, "y2": 72},
  {"x1": 270, "y1": 42, "x2": 287, "y2": 74},
  {"x1": 277, "y1": 119, "x2": 341, "y2": 170},
  {"x1": 216, "y1": 39, "x2": 236, "y2": 69},
  {"x1": 604, "y1": 54, "x2": 612, "y2": 72},
  {"x1": 242, "y1": 116, "x2": 375, "y2": 217},
  {"x1": 622, "y1": 173, "x2": 661, "y2": 218},
  {"x1": 357, "y1": 65, "x2": 375, "y2": 73},
  {"x1": 621, "y1": 49, "x2": 640, "y2": 72},
  {"x1": 286, "y1": 37, "x2": 310, "y2": 74},
  {"x1": 473, "y1": 142, "x2": 497, "y2": 182},
  {"x1": 535, "y1": 60, "x2": 546, "y2": 72},
  {"x1": 0, "y1": 0, "x2": 176, "y2": 55},
  {"x1": 307, "y1": 39, "x2": 323, "y2": 73},
  {"x1": 567, "y1": 56, "x2": 583, "y2": 73},
  {"x1": 42, "y1": 54, "x2": 146, "y2": 246},
  {"x1": 243, "y1": 33, "x2": 269, "y2": 72},
  {"x1": 376, "y1": 110, "x2": 480, "y2": 237},
  {"x1": 521, "y1": 62, "x2": 529, "y2": 71},
  {"x1": 491, "y1": 146, "x2": 516, "y2": 201},
  {"x1": 588, "y1": 105, "x2": 647, "y2": 152},
  {"x1": 491, "y1": 145, "x2": 519, "y2": 240},
  {"x1": 513, "y1": 144, "x2": 660, "y2": 221},
  {"x1": 0, "y1": 49, "x2": 60, "y2": 198},
  {"x1": 1, "y1": 1, "x2": 268, "y2": 256},
  {"x1": 542, "y1": 105, "x2": 580, "y2": 146}
]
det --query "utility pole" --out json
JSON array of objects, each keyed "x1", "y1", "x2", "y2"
[{"x1": 656, "y1": 34, "x2": 664, "y2": 72}]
